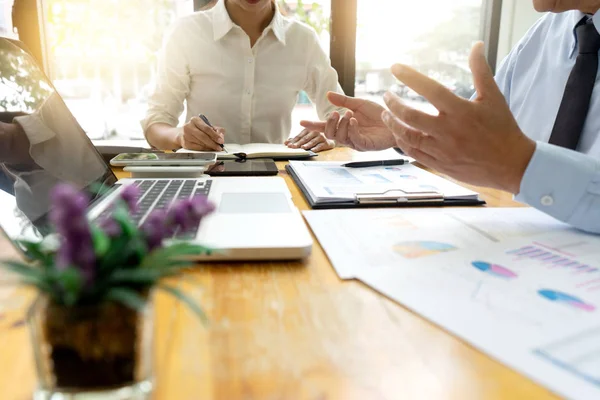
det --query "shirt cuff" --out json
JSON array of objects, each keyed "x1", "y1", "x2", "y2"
[{"x1": 516, "y1": 141, "x2": 599, "y2": 222}]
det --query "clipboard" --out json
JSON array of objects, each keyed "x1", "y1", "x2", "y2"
[{"x1": 285, "y1": 164, "x2": 486, "y2": 209}]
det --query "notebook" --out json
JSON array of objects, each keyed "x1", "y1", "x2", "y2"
[
  {"x1": 286, "y1": 161, "x2": 485, "y2": 208},
  {"x1": 177, "y1": 143, "x2": 316, "y2": 160}
]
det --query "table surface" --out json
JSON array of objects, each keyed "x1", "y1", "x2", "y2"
[{"x1": 0, "y1": 148, "x2": 559, "y2": 400}]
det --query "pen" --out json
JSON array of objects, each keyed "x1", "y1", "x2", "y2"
[
  {"x1": 199, "y1": 114, "x2": 226, "y2": 152},
  {"x1": 342, "y1": 159, "x2": 406, "y2": 168}
]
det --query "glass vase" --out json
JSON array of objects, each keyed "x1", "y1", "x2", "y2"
[{"x1": 27, "y1": 294, "x2": 154, "y2": 400}]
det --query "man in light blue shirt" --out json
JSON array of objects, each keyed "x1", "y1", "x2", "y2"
[{"x1": 301, "y1": 0, "x2": 600, "y2": 234}]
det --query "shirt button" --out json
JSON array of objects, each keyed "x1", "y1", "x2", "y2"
[
  {"x1": 246, "y1": 90, "x2": 252, "y2": 95},
  {"x1": 248, "y1": 58, "x2": 253, "y2": 64},
  {"x1": 540, "y1": 195, "x2": 554, "y2": 206}
]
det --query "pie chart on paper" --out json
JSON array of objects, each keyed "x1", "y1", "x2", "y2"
[
  {"x1": 538, "y1": 289, "x2": 596, "y2": 312},
  {"x1": 393, "y1": 241, "x2": 456, "y2": 259},
  {"x1": 471, "y1": 261, "x2": 518, "y2": 279}
]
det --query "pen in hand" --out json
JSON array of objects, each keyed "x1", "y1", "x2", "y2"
[{"x1": 199, "y1": 114, "x2": 226, "y2": 152}]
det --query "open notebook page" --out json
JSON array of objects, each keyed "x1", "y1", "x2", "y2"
[{"x1": 177, "y1": 143, "x2": 310, "y2": 159}]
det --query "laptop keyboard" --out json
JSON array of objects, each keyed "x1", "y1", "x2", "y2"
[{"x1": 97, "y1": 179, "x2": 212, "y2": 240}]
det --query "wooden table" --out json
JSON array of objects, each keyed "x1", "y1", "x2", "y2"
[{"x1": 0, "y1": 148, "x2": 559, "y2": 400}]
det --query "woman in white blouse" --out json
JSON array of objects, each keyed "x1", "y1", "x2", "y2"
[{"x1": 142, "y1": 0, "x2": 348, "y2": 152}]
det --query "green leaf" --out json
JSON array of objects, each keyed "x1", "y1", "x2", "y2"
[
  {"x1": 0, "y1": 260, "x2": 54, "y2": 292},
  {"x1": 112, "y1": 205, "x2": 138, "y2": 239},
  {"x1": 109, "y1": 268, "x2": 167, "y2": 285},
  {"x1": 91, "y1": 226, "x2": 110, "y2": 258},
  {"x1": 17, "y1": 240, "x2": 53, "y2": 266},
  {"x1": 0, "y1": 260, "x2": 43, "y2": 279},
  {"x1": 158, "y1": 284, "x2": 207, "y2": 325},
  {"x1": 105, "y1": 287, "x2": 147, "y2": 312},
  {"x1": 141, "y1": 243, "x2": 212, "y2": 270},
  {"x1": 55, "y1": 267, "x2": 83, "y2": 306},
  {"x1": 100, "y1": 235, "x2": 139, "y2": 273}
]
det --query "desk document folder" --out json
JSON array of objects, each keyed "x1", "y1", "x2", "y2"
[{"x1": 286, "y1": 161, "x2": 485, "y2": 209}]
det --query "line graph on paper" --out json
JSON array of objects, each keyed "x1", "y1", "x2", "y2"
[{"x1": 534, "y1": 327, "x2": 600, "y2": 388}]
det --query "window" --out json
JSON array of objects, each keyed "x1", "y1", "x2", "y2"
[
  {"x1": 278, "y1": 0, "x2": 331, "y2": 136},
  {"x1": 43, "y1": 0, "x2": 194, "y2": 141},
  {"x1": 355, "y1": 0, "x2": 482, "y2": 113},
  {"x1": 0, "y1": 0, "x2": 17, "y2": 38},
  {"x1": 21, "y1": 0, "x2": 498, "y2": 143}
]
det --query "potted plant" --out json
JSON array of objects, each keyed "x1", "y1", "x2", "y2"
[{"x1": 1, "y1": 183, "x2": 214, "y2": 398}]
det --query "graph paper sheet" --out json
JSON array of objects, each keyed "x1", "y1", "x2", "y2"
[{"x1": 360, "y1": 230, "x2": 600, "y2": 400}]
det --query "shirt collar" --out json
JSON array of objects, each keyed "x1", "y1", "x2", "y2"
[
  {"x1": 570, "y1": 10, "x2": 600, "y2": 57},
  {"x1": 211, "y1": 0, "x2": 288, "y2": 45}
]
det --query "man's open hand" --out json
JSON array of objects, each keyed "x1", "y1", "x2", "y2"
[{"x1": 382, "y1": 42, "x2": 536, "y2": 194}]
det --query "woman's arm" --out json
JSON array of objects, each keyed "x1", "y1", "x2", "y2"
[
  {"x1": 286, "y1": 31, "x2": 346, "y2": 152},
  {"x1": 142, "y1": 20, "x2": 226, "y2": 151},
  {"x1": 303, "y1": 31, "x2": 346, "y2": 120},
  {"x1": 141, "y1": 22, "x2": 190, "y2": 149},
  {"x1": 146, "y1": 123, "x2": 183, "y2": 150}
]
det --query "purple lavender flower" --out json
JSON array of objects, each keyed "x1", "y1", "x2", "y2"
[
  {"x1": 141, "y1": 209, "x2": 168, "y2": 250},
  {"x1": 119, "y1": 184, "x2": 140, "y2": 213},
  {"x1": 98, "y1": 185, "x2": 140, "y2": 237},
  {"x1": 50, "y1": 184, "x2": 96, "y2": 286},
  {"x1": 141, "y1": 195, "x2": 214, "y2": 250},
  {"x1": 167, "y1": 195, "x2": 215, "y2": 234}
]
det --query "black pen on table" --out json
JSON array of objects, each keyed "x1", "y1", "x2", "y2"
[
  {"x1": 341, "y1": 159, "x2": 406, "y2": 168},
  {"x1": 199, "y1": 114, "x2": 226, "y2": 152}
]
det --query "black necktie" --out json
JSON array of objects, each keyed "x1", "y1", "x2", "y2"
[{"x1": 548, "y1": 18, "x2": 600, "y2": 150}]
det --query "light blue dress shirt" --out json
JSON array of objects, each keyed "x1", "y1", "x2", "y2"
[{"x1": 495, "y1": 10, "x2": 600, "y2": 233}]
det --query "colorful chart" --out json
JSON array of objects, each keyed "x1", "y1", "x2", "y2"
[
  {"x1": 398, "y1": 175, "x2": 417, "y2": 180},
  {"x1": 393, "y1": 241, "x2": 456, "y2": 259},
  {"x1": 471, "y1": 261, "x2": 518, "y2": 279},
  {"x1": 384, "y1": 167, "x2": 403, "y2": 171},
  {"x1": 538, "y1": 289, "x2": 596, "y2": 312},
  {"x1": 365, "y1": 174, "x2": 391, "y2": 183}
]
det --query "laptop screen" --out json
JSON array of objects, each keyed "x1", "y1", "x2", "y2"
[{"x1": 0, "y1": 38, "x2": 117, "y2": 242}]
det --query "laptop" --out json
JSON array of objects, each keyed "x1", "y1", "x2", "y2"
[{"x1": 0, "y1": 37, "x2": 312, "y2": 260}]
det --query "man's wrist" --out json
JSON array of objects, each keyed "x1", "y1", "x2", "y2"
[{"x1": 503, "y1": 135, "x2": 536, "y2": 194}]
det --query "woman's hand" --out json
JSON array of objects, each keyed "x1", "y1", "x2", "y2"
[
  {"x1": 285, "y1": 129, "x2": 335, "y2": 152},
  {"x1": 177, "y1": 116, "x2": 225, "y2": 151}
]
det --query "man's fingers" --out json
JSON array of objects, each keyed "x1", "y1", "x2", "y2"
[
  {"x1": 346, "y1": 117, "x2": 368, "y2": 150},
  {"x1": 383, "y1": 93, "x2": 439, "y2": 134},
  {"x1": 324, "y1": 111, "x2": 341, "y2": 140},
  {"x1": 470, "y1": 41, "x2": 504, "y2": 102},
  {"x1": 391, "y1": 64, "x2": 463, "y2": 113},
  {"x1": 335, "y1": 111, "x2": 352, "y2": 144},
  {"x1": 327, "y1": 92, "x2": 365, "y2": 111},
  {"x1": 382, "y1": 110, "x2": 435, "y2": 154},
  {"x1": 300, "y1": 120, "x2": 326, "y2": 132},
  {"x1": 403, "y1": 147, "x2": 440, "y2": 171}
]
